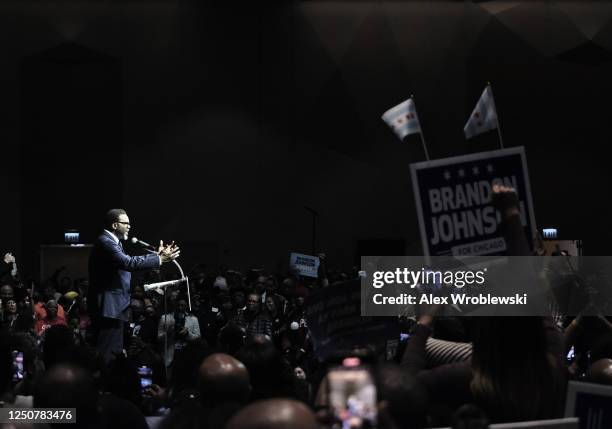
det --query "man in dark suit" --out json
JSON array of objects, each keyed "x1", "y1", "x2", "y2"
[{"x1": 88, "y1": 208, "x2": 180, "y2": 363}]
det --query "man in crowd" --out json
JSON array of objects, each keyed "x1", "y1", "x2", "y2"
[
  {"x1": 34, "y1": 300, "x2": 67, "y2": 336},
  {"x1": 198, "y1": 353, "x2": 251, "y2": 408},
  {"x1": 232, "y1": 292, "x2": 272, "y2": 338},
  {"x1": 226, "y1": 399, "x2": 319, "y2": 429}
]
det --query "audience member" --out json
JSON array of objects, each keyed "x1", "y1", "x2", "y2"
[
  {"x1": 34, "y1": 300, "x2": 67, "y2": 336},
  {"x1": 226, "y1": 399, "x2": 319, "y2": 429},
  {"x1": 158, "y1": 298, "x2": 201, "y2": 367}
]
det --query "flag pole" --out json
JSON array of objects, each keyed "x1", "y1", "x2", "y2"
[
  {"x1": 487, "y1": 82, "x2": 504, "y2": 149},
  {"x1": 411, "y1": 95, "x2": 431, "y2": 161}
]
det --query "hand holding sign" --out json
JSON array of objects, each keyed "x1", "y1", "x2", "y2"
[
  {"x1": 491, "y1": 184, "x2": 520, "y2": 220},
  {"x1": 410, "y1": 147, "x2": 536, "y2": 257}
]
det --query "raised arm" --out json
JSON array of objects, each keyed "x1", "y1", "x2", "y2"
[{"x1": 491, "y1": 184, "x2": 531, "y2": 256}]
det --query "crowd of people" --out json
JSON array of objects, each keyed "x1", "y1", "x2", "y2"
[{"x1": 1, "y1": 187, "x2": 612, "y2": 429}]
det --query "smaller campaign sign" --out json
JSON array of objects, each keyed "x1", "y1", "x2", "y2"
[
  {"x1": 289, "y1": 253, "x2": 320, "y2": 278},
  {"x1": 410, "y1": 147, "x2": 536, "y2": 258}
]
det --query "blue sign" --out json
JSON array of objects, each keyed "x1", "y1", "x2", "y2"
[
  {"x1": 290, "y1": 252, "x2": 320, "y2": 278},
  {"x1": 410, "y1": 147, "x2": 536, "y2": 257}
]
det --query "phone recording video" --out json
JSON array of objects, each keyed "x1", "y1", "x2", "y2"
[
  {"x1": 566, "y1": 346, "x2": 575, "y2": 363},
  {"x1": 12, "y1": 350, "x2": 24, "y2": 382},
  {"x1": 137, "y1": 366, "x2": 153, "y2": 392},
  {"x1": 327, "y1": 357, "x2": 377, "y2": 429}
]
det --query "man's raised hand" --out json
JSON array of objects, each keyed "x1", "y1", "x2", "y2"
[
  {"x1": 3, "y1": 253, "x2": 15, "y2": 264},
  {"x1": 491, "y1": 184, "x2": 520, "y2": 220},
  {"x1": 158, "y1": 240, "x2": 181, "y2": 263}
]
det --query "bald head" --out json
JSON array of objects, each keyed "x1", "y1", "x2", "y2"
[
  {"x1": 226, "y1": 399, "x2": 318, "y2": 429},
  {"x1": 589, "y1": 358, "x2": 612, "y2": 385},
  {"x1": 34, "y1": 364, "x2": 98, "y2": 428},
  {"x1": 198, "y1": 353, "x2": 250, "y2": 405}
]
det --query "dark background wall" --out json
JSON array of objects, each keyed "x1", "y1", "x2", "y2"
[{"x1": 2, "y1": 1, "x2": 611, "y2": 278}]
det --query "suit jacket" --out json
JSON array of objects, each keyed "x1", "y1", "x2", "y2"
[{"x1": 88, "y1": 231, "x2": 160, "y2": 321}]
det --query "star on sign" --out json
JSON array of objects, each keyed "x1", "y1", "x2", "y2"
[
  {"x1": 458, "y1": 169, "x2": 465, "y2": 178},
  {"x1": 472, "y1": 166, "x2": 479, "y2": 175},
  {"x1": 444, "y1": 171, "x2": 451, "y2": 180},
  {"x1": 486, "y1": 164, "x2": 494, "y2": 173}
]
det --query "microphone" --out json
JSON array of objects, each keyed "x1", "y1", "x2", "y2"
[{"x1": 131, "y1": 237, "x2": 156, "y2": 250}]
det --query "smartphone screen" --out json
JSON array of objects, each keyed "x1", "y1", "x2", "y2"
[
  {"x1": 12, "y1": 350, "x2": 24, "y2": 382},
  {"x1": 137, "y1": 366, "x2": 153, "y2": 391},
  {"x1": 327, "y1": 363, "x2": 377, "y2": 429},
  {"x1": 566, "y1": 346, "x2": 575, "y2": 362}
]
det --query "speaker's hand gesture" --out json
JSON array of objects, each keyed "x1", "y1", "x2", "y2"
[{"x1": 158, "y1": 240, "x2": 180, "y2": 263}]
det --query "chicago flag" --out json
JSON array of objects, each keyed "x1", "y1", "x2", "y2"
[
  {"x1": 382, "y1": 98, "x2": 422, "y2": 140},
  {"x1": 464, "y1": 86, "x2": 498, "y2": 139}
]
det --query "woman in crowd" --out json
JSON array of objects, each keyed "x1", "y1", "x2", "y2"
[
  {"x1": 2, "y1": 298, "x2": 33, "y2": 333},
  {"x1": 402, "y1": 185, "x2": 567, "y2": 424}
]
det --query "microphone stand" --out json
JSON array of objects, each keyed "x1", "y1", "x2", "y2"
[
  {"x1": 171, "y1": 260, "x2": 192, "y2": 313},
  {"x1": 141, "y1": 247, "x2": 192, "y2": 375}
]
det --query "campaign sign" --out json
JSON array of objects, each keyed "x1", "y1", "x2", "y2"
[
  {"x1": 410, "y1": 147, "x2": 536, "y2": 257},
  {"x1": 306, "y1": 280, "x2": 398, "y2": 361},
  {"x1": 290, "y1": 252, "x2": 320, "y2": 278}
]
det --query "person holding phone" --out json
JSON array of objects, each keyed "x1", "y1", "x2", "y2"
[
  {"x1": 158, "y1": 297, "x2": 201, "y2": 367},
  {"x1": 327, "y1": 361, "x2": 378, "y2": 429}
]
